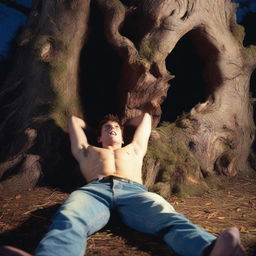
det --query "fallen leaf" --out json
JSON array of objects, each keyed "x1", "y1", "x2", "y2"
[
  {"x1": 248, "y1": 200, "x2": 255, "y2": 208},
  {"x1": 239, "y1": 226, "x2": 247, "y2": 233},
  {"x1": 192, "y1": 214, "x2": 201, "y2": 218},
  {"x1": 15, "y1": 195, "x2": 21, "y2": 199},
  {"x1": 207, "y1": 211, "x2": 218, "y2": 219}
]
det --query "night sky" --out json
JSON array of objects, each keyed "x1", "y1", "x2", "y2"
[
  {"x1": 0, "y1": 0, "x2": 31, "y2": 59},
  {"x1": 0, "y1": 0, "x2": 255, "y2": 60}
]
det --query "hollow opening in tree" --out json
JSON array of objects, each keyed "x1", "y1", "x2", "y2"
[
  {"x1": 79, "y1": 2, "x2": 122, "y2": 130},
  {"x1": 249, "y1": 69, "x2": 256, "y2": 122},
  {"x1": 119, "y1": 1, "x2": 150, "y2": 48},
  {"x1": 249, "y1": 69, "x2": 256, "y2": 159},
  {"x1": 161, "y1": 28, "x2": 222, "y2": 123},
  {"x1": 240, "y1": 12, "x2": 256, "y2": 47}
]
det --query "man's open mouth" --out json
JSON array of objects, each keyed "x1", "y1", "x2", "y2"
[{"x1": 110, "y1": 131, "x2": 116, "y2": 135}]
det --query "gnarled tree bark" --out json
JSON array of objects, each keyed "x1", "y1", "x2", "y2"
[{"x1": 0, "y1": 0, "x2": 255, "y2": 197}]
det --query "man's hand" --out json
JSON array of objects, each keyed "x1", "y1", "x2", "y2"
[
  {"x1": 68, "y1": 116, "x2": 86, "y2": 131},
  {"x1": 150, "y1": 130, "x2": 161, "y2": 141},
  {"x1": 68, "y1": 115, "x2": 89, "y2": 161},
  {"x1": 125, "y1": 113, "x2": 148, "y2": 127}
]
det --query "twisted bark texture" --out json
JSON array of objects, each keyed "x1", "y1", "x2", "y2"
[{"x1": 0, "y1": 0, "x2": 255, "y2": 196}]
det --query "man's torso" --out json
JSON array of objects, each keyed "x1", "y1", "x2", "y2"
[{"x1": 79, "y1": 144, "x2": 144, "y2": 183}]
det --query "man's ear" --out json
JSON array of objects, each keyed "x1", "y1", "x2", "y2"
[{"x1": 97, "y1": 136, "x2": 102, "y2": 143}]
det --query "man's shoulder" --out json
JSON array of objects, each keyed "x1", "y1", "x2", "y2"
[{"x1": 76, "y1": 145, "x2": 101, "y2": 161}]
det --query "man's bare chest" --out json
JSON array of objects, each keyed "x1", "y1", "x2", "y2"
[{"x1": 81, "y1": 145, "x2": 139, "y2": 167}]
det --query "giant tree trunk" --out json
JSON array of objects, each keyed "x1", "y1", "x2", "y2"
[{"x1": 0, "y1": 0, "x2": 255, "y2": 197}]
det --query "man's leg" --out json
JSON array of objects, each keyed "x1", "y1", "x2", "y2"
[
  {"x1": 0, "y1": 246, "x2": 32, "y2": 256},
  {"x1": 116, "y1": 182, "x2": 216, "y2": 256},
  {"x1": 35, "y1": 182, "x2": 112, "y2": 256}
]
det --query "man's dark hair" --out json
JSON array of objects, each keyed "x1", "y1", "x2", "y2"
[{"x1": 97, "y1": 114, "x2": 123, "y2": 137}]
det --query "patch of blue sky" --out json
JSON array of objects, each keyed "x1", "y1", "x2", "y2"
[
  {"x1": 233, "y1": 0, "x2": 251, "y2": 3},
  {"x1": 0, "y1": 3, "x2": 28, "y2": 60},
  {"x1": 232, "y1": 0, "x2": 256, "y2": 22}
]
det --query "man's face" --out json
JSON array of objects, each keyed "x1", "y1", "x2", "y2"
[{"x1": 98, "y1": 121, "x2": 123, "y2": 146}]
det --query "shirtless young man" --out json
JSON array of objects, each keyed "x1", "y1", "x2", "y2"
[{"x1": 0, "y1": 113, "x2": 246, "y2": 256}]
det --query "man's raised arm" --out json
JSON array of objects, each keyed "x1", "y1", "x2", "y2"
[
  {"x1": 68, "y1": 116, "x2": 89, "y2": 161},
  {"x1": 129, "y1": 113, "x2": 152, "y2": 156}
]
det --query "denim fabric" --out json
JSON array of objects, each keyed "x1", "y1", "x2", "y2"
[{"x1": 35, "y1": 177, "x2": 216, "y2": 256}]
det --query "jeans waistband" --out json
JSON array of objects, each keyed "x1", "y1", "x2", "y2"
[
  {"x1": 88, "y1": 175, "x2": 147, "y2": 190},
  {"x1": 101, "y1": 175, "x2": 132, "y2": 183}
]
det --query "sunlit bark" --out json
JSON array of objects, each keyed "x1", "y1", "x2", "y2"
[{"x1": 0, "y1": 0, "x2": 255, "y2": 196}]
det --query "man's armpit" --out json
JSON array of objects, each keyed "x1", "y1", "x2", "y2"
[
  {"x1": 82, "y1": 147, "x2": 90, "y2": 157},
  {"x1": 132, "y1": 143, "x2": 145, "y2": 157}
]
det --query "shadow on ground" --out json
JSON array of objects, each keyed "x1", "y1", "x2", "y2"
[{"x1": 0, "y1": 206, "x2": 174, "y2": 256}]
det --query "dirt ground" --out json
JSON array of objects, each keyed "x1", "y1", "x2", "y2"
[{"x1": 0, "y1": 177, "x2": 255, "y2": 256}]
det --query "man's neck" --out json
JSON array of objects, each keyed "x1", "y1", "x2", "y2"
[{"x1": 102, "y1": 143, "x2": 122, "y2": 150}]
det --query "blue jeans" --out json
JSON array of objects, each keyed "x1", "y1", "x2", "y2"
[{"x1": 35, "y1": 176, "x2": 216, "y2": 256}]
